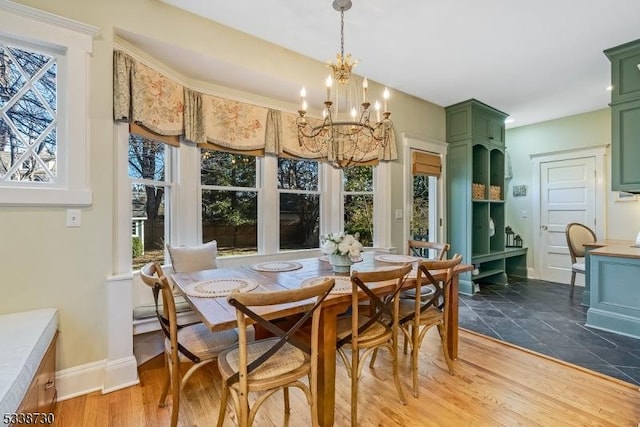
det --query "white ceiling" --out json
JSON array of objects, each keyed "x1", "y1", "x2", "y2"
[{"x1": 154, "y1": 0, "x2": 640, "y2": 128}]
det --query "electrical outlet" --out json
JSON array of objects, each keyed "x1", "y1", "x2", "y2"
[
  {"x1": 521, "y1": 210, "x2": 528, "y2": 218},
  {"x1": 66, "y1": 209, "x2": 81, "y2": 227}
]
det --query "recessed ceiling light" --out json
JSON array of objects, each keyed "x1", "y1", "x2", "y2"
[{"x1": 606, "y1": 85, "x2": 613, "y2": 91}]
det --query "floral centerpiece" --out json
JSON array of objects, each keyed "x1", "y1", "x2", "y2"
[{"x1": 320, "y1": 232, "x2": 363, "y2": 272}]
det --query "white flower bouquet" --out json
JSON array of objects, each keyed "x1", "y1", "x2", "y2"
[{"x1": 320, "y1": 232, "x2": 363, "y2": 262}]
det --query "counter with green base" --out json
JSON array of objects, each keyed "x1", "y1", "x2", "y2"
[{"x1": 586, "y1": 242, "x2": 640, "y2": 339}]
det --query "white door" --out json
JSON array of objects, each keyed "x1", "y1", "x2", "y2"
[{"x1": 539, "y1": 157, "x2": 596, "y2": 283}]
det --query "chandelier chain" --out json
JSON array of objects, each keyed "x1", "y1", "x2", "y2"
[{"x1": 340, "y1": 9, "x2": 345, "y2": 62}]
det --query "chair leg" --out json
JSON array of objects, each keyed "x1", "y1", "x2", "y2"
[
  {"x1": 351, "y1": 351, "x2": 359, "y2": 427},
  {"x1": 391, "y1": 344, "x2": 407, "y2": 405},
  {"x1": 217, "y1": 383, "x2": 228, "y2": 427},
  {"x1": 170, "y1": 360, "x2": 180, "y2": 427},
  {"x1": 238, "y1": 391, "x2": 249, "y2": 427},
  {"x1": 412, "y1": 326, "x2": 420, "y2": 398},
  {"x1": 403, "y1": 325, "x2": 412, "y2": 354},
  {"x1": 369, "y1": 348, "x2": 378, "y2": 368},
  {"x1": 283, "y1": 387, "x2": 290, "y2": 414},
  {"x1": 158, "y1": 353, "x2": 171, "y2": 408},
  {"x1": 437, "y1": 323, "x2": 455, "y2": 375},
  {"x1": 570, "y1": 271, "x2": 576, "y2": 297}
]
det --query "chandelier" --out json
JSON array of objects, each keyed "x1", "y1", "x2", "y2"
[{"x1": 296, "y1": 0, "x2": 393, "y2": 169}]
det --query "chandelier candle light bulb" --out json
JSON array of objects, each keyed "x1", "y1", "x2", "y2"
[
  {"x1": 300, "y1": 86, "x2": 307, "y2": 111},
  {"x1": 383, "y1": 87, "x2": 390, "y2": 111},
  {"x1": 363, "y1": 77, "x2": 368, "y2": 103},
  {"x1": 326, "y1": 75, "x2": 332, "y2": 101}
]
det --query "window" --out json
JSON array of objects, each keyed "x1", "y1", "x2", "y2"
[
  {"x1": 343, "y1": 166, "x2": 374, "y2": 246},
  {"x1": 129, "y1": 135, "x2": 173, "y2": 269},
  {"x1": 0, "y1": 3, "x2": 95, "y2": 205},
  {"x1": 0, "y1": 43, "x2": 57, "y2": 183},
  {"x1": 201, "y1": 151, "x2": 258, "y2": 256},
  {"x1": 278, "y1": 158, "x2": 320, "y2": 250}
]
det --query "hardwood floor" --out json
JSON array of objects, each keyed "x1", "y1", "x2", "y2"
[{"x1": 52, "y1": 329, "x2": 640, "y2": 426}]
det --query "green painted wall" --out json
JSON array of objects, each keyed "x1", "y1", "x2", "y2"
[{"x1": 506, "y1": 108, "x2": 640, "y2": 277}]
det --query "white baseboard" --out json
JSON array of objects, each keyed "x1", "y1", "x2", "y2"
[
  {"x1": 56, "y1": 360, "x2": 105, "y2": 401},
  {"x1": 103, "y1": 356, "x2": 139, "y2": 394},
  {"x1": 56, "y1": 356, "x2": 139, "y2": 401}
]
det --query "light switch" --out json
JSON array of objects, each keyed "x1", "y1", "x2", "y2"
[
  {"x1": 521, "y1": 210, "x2": 528, "y2": 218},
  {"x1": 395, "y1": 209, "x2": 403, "y2": 219},
  {"x1": 66, "y1": 209, "x2": 81, "y2": 227}
]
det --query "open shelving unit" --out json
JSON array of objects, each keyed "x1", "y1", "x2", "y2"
[{"x1": 446, "y1": 99, "x2": 527, "y2": 295}]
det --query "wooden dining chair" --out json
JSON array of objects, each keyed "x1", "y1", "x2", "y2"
[
  {"x1": 408, "y1": 240, "x2": 450, "y2": 260},
  {"x1": 397, "y1": 255, "x2": 462, "y2": 397},
  {"x1": 565, "y1": 223, "x2": 597, "y2": 297},
  {"x1": 139, "y1": 262, "x2": 238, "y2": 427},
  {"x1": 336, "y1": 264, "x2": 413, "y2": 427},
  {"x1": 401, "y1": 241, "x2": 451, "y2": 353},
  {"x1": 216, "y1": 278, "x2": 335, "y2": 427}
]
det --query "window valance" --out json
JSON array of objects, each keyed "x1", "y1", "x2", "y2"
[
  {"x1": 113, "y1": 50, "x2": 398, "y2": 165},
  {"x1": 113, "y1": 51, "x2": 184, "y2": 137}
]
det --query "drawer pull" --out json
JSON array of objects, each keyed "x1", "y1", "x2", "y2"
[{"x1": 44, "y1": 380, "x2": 54, "y2": 390}]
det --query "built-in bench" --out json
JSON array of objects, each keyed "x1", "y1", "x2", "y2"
[{"x1": 0, "y1": 309, "x2": 58, "y2": 418}]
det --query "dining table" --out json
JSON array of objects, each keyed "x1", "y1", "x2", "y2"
[{"x1": 171, "y1": 251, "x2": 473, "y2": 427}]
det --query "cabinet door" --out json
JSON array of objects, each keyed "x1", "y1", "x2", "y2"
[
  {"x1": 610, "y1": 49, "x2": 640, "y2": 103},
  {"x1": 488, "y1": 118, "x2": 505, "y2": 144},
  {"x1": 612, "y1": 99, "x2": 640, "y2": 191}
]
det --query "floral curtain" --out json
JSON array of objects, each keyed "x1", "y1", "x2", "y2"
[
  {"x1": 113, "y1": 50, "x2": 398, "y2": 164},
  {"x1": 113, "y1": 51, "x2": 184, "y2": 137}
]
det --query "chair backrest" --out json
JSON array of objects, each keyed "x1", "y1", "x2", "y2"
[
  {"x1": 565, "y1": 223, "x2": 597, "y2": 262},
  {"x1": 409, "y1": 255, "x2": 463, "y2": 321},
  {"x1": 139, "y1": 262, "x2": 181, "y2": 359},
  {"x1": 339, "y1": 264, "x2": 413, "y2": 347},
  {"x1": 225, "y1": 278, "x2": 335, "y2": 387},
  {"x1": 140, "y1": 262, "x2": 175, "y2": 323},
  {"x1": 408, "y1": 240, "x2": 450, "y2": 260}
]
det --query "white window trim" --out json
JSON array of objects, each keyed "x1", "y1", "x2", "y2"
[{"x1": 0, "y1": 0, "x2": 97, "y2": 206}]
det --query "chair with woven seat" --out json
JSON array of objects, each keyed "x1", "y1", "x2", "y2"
[
  {"x1": 403, "y1": 240, "x2": 450, "y2": 300},
  {"x1": 408, "y1": 240, "x2": 450, "y2": 260},
  {"x1": 140, "y1": 262, "x2": 238, "y2": 427},
  {"x1": 336, "y1": 263, "x2": 413, "y2": 427},
  {"x1": 565, "y1": 222, "x2": 597, "y2": 297},
  {"x1": 216, "y1": 278, "x2": 335, "y2": 427},
  {"x1": 401, "y1": 241, "x2": 450, "y2": 353},
  {"x1": 397, "y1": 254, "x2": 462, "y2": 397}
]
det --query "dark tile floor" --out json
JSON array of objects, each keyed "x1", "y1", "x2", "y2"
[{"x1": 458, "y1": 278, "x2": 640, "y2": 386}]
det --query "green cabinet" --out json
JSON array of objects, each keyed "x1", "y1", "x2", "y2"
[
  {"x1": 605, "y1": 38, "x2": 640, "y2": 192},
  {"x1": 446, "y1": 99, "x2": 518, "y2": 295}
]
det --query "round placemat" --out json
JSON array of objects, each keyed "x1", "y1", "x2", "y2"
[
  {"x1": 183, "y1": 278, "x2": 258, "y2": 298},
  {"x1": 301, "y1": 276, "x2": 353, "y2": 294},
  {"x1": 374, "y1": 254, "x2": 420, "y2": 264},
  {"x1": 251, "y1": 261, "x2": 303, "y2": 272}
]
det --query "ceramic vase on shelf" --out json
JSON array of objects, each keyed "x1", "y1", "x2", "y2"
[{"x1": 329, "y1": 254, "x2": 353, "y2": 273}]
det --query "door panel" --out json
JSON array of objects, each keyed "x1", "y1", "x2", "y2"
[{"x1": 540, "y1": 157, "x2": 596, "y2": 283}]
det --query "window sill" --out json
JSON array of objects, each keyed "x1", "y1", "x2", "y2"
[{"x1": 0, "y1": 187, "x2": 92, "y2": 207}]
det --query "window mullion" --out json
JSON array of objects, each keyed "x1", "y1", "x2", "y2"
[{"x1": 262, "y1": 155, "x2": 278, "y2": 254}]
